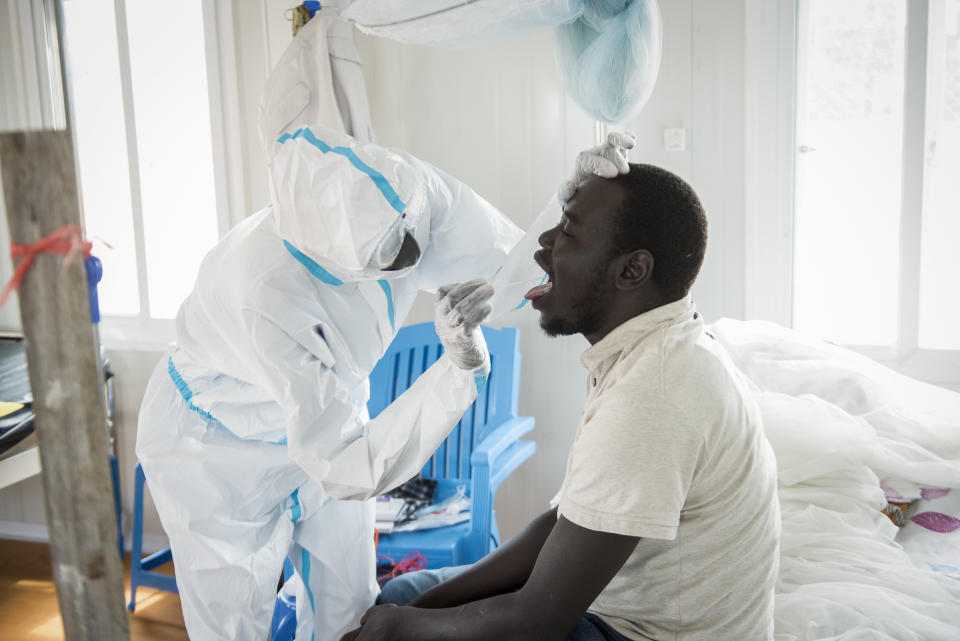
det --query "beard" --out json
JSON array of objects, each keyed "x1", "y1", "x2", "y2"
[{"x1": 539, "y1": 267, "x2": 608, "y2": 338}]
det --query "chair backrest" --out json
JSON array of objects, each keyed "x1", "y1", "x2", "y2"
[{"x1": 367, "y1": 322, "x2": 521, "y2": 481}]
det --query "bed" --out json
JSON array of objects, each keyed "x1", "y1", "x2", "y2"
[{"x1": 709, "y1": 319, "x2": 960, "y2": 641}]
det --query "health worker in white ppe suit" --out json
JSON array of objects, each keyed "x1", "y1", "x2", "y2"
[
  {"x1": 136, "y1": 7, "x2": 526, "y2": 639},
  {"x1": 136, "y1": 122, "x2": 522, "y2": 641}
]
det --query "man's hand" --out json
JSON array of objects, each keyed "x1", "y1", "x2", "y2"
[
  {"x1": 409, "y1": 507, "x2": 559, "y2": 609},
  {"x1": 339, "y1": 604, "x2": 406, "y2": 641},
  {"x1": 343, "y1": 516, "x2": 638, "y2": 641}
]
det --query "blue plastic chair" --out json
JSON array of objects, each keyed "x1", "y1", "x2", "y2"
[
  {"x1": 370, "y1": 323, "x2": 536, "y2": 569},
  {"x1": 127, "y1": 462, "x2": 177, "y2": 612}
]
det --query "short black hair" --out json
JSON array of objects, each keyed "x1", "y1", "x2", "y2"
[{"x1": 609, "y1": 163, "x2": 707, "y2": 301}]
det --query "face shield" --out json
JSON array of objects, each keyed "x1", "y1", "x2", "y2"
[{"x1": 268, "y1": 126, "x2": 428, "y2": 281}]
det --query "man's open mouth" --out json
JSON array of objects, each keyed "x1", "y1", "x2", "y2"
[{"x1": 524, "y1": 275, "x2": 553, "y2": 301}]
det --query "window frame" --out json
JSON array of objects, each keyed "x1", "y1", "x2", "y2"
[
  {"x1": 0, "y1": 0, "x2": 66, "y2": 332},
  {"x1": 744, "y1": 0, "x2": 960, "y2": 387},
  {"x1": 77, "y1": 0, "x2": 247, "y2": 350}
]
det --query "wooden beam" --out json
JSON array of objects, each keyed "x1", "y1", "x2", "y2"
[{"x1": 0, "y1": 130, "x2": 129, "y2": 640}]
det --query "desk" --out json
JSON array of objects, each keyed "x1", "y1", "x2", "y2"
[
  {"x1": 0, "y1": 434, "x2": 40, "y2": 491},
  {"x1": 0, "y1": 336, "x2": 36, "y2": 492},
  {"x1": 0, "y1": 337, "x2": 117, "y2": 540}
]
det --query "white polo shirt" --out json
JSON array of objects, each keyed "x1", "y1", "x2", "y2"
[{"x1": 558, "y1": 297, "x2": 780, "y2": 641}]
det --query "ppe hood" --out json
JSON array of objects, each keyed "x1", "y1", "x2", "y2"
[{"x1": 267, "y1": 125, "x2": 428, "y2": 282}]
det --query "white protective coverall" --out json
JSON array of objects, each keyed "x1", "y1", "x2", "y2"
[
  {"x1": 137, "y1": 128, "x2": 522, "y2": 640},
  {"x1": 136, "y1": 11, "x2": 528, "y2": 641}
]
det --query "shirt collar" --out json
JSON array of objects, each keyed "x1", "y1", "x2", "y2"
[{"x1": 581, "y1": 296, "x2": 695, "y2": 374}]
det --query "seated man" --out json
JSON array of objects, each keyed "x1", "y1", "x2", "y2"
[{"x1": 342, "y1": 163, "x2": 781, "y2": 641}]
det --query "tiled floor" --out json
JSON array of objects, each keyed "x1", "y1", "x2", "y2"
[{"x1": 0, "y1": 539, "x2": 188, "y2": 641}]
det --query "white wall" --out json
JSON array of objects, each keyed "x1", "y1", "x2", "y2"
[
  {"x1": 350, "y1": 0, "x2": 749, "y2": 539},
  {"x1": 0, "y1": 0, "x2": 750, "y2": 546},
  {"x1": 354, "y1": 27, "x2": 600, "y2": 539}
]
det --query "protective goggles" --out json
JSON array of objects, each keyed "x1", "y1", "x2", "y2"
[{"x1": 370, "y1": 214, "x2": 417, "y2": 270}]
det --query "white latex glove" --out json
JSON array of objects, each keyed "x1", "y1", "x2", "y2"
[
  {"x1": 558, "y1": 131, "x2": 637, "y2": 202},
  {"x1": 435, "y1": 279, "x2": 493, "y2": 371}
]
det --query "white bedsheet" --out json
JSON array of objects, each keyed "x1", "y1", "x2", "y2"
[{"x1": 709, "y1": 319, "x2": 960, "y2": 641}]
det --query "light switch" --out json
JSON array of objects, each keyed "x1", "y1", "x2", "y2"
[{"x1": 663, "y1": 128, "x2": 686, "y2": 152}]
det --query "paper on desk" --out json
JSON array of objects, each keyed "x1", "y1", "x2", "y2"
[
  {"x1": 392, "y1": 511, "x2": 470, "y2": 533},
  {"x1": 0, "y1": 402, "x2": 24, "y2": 418}
]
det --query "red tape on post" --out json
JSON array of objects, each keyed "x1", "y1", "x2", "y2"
[{"x1": 0, "y1": 225, "x2": 92, "y2": 307}]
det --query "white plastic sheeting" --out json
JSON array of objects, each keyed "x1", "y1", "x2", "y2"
[
  {"x1": 341, "y1": 0, "x2": 662, "y2": 123},
  {"x1": 341, "y1": 0, "x2": 583, "y2": 49},
  {"x1": 710, "y1": 319, "x2": 960, "y2": 641},
  {"x1": 487, "y1": 196, "x2": 560, "y2": 319},
  {"x1": 259, "y1": 11, "x2": 376, "y2": 149}
]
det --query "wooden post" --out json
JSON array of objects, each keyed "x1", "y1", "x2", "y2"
[{"x1": 0, "y1": 130, "x2": 129, "y2": 640}]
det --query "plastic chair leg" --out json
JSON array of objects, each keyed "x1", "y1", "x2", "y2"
[
  {"x1": 128, "y1": 463, "x2": 145, "y2": 612},
  {"x1": 270, "y1": 558, "x2": 297, "y2": 641},
  {"x1": 270, "y1": 590, "x2": 297, "y2": 641},
  {"x1": 109, "y1": 454, "x2": 124, "y2": 559}
]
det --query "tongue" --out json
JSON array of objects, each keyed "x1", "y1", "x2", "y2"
[{"x1": 524, "y1": 282, "x2": 553, "y2": 300}]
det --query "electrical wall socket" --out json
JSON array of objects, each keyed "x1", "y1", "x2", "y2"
[{"x1": 663, "y1": 128, "x2": 686, "y2": 152}]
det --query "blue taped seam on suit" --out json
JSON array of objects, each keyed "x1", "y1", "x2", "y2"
[
  {"x1": 167, "y1": 357, "x2": 219, "y2": 423},
  {"x1": 289, "y1": 489, "x2": 302, "y2": 523},
  {"x1": 511, "y1": 273, "x2": 549, "y2": 311},
  {"x1": 302, "y1": 548, "x2": 317, "y2": 641},
  {"x1": 283, "y1": 240, "x2": 344, "y2": 285},
  {"x1": 377, "y1": 280, "x2": 395, "y2": 331},
  {"x1": 277, "y1": 127, "x2": 406, "y2": 214}
]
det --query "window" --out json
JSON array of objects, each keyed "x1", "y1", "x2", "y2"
[
  {"x1": 60, "y1": 0, "x2": 242, "y2": 346},
  {"x1": 918, "y1": 0, "x2": 960, "y2": 351},
  {"x1": 793, "y1": 0, "x2": 906, "y2": 346},
  {"x1": 746, "y1": 0, "x2": 960, "y2": 385}
]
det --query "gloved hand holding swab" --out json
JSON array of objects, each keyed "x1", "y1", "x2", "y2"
[{"x1": 435, "y1": 279, "x2": 494, "y2": 371}]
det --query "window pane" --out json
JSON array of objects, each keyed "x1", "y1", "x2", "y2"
[
  {"x1": 919, "y1": 0, "x2": 960, "y2": 350},
  {"x1": 793, "y1": 0, "x2": 906, "y2": 346},
  {"x1": 63, "y1": 0, "x2": 140, "y2": 315},
  {"x1": 125, "y1": 0, "x2": 219, "y2": 318}
]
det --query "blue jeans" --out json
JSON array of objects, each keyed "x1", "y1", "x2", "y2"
[{"x1": 377, "y1": 566, "x2": 637, "y2": 641}]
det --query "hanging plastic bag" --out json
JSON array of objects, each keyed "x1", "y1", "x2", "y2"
[
  {"x1": 554, "y1": 0, "x2": 663, "y2": 123},
  {"x1": 342, "y1": 0, "x2": 583, "y2": 49},
  {"x1": 341, "y1": 0, "x2": 663, "y2": 123}
]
